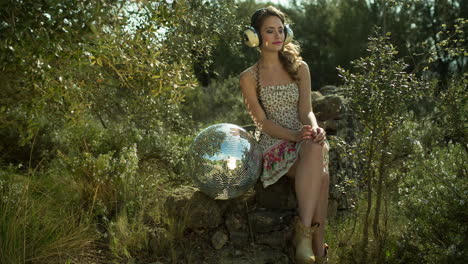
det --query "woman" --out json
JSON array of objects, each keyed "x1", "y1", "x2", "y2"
[{"x1": 239, "y1": 6, "x2": 330, "y2": 264}]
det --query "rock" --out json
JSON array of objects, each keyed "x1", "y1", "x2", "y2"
[
  {"x1": 211, "y1": 230, "x2": 228, "y2": 250},
  {"x1": 217, "y1": 188, "x2": 256, "y2": 214},
  {"x1": 247, "y1": 248, "x2": 289, "y2": 264},
  {"x1": 321, "y1": 118, "x2": 351, "y2": 136},
  {"x1": 222, "y1": 189, "x2": 283, "y2": 245},
  {"x1": 314, "y1": 95, "x2": 346, "y2": 121},
  {"x1": 214, "y1": 245, "x2": 290, "y2": 264},
  {"x1": 249, "y1": 208, "x2": 294, "y2": 234},
  {"x1": 255, "y1": 227, "x2": 293, "y2": 248},
  {"x1": 225, "y1": 210, "x2": 250, "y2": 245},
  {"x1": 151, "y1": 82, "x2": 364, "y2": 261},
  {"x1": 311, "y1": 91, "x2": 323, "y2": 101},
  {"x1": 228, "y1": 230, "x2": 250, "y2": 245},
  {"x1": 321, "y1": 119, "x2": 339, "y2": 133},
  {"x1": 254, "y1": 177, "x2": 297, "y2": 209},
  {"x1": 319, "y1": 85, "x2": 342, "y2": 96},
  {"x1": 164, "y1": 186, "x2": 223, "y2": 229}
]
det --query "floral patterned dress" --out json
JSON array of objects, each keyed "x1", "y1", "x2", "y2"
[{"x1": 248, "y1": 68, "x2": 330, "y2": 188}]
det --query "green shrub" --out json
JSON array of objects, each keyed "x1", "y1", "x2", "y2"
[
  {"x1": 433, "y1": 74, "x2": 467, "y2": 146},
  {"x1": 395, "y1": 143, "x2": 467, "y2": 263},
  {"x1": 182, "y1": 76, "x2": 251, "y2": 127},
  {"x1": 337, "y1": 30, "x2": 430, "y2": 262}
]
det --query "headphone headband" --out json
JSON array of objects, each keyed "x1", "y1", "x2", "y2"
[{"x1": 250, "y1": 8, "x2": 268, "y2": 27}]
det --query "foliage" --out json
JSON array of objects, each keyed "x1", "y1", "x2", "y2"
[
  {"x1": 0, "y1": 0, "x2": 240, "y2": 165},
  {"x1": 337, "y1": 31, "x2": 429, "y2": 262},
  {"x1": 204, "y1": 0, "x2": 265, "y2": 83},
  {"x1": 0, "y1": 0, "x2": 466, "y2": 262},
  {"x1": 0, "y1": 0, "x2": 240, "y2": 262},
  {"x1": 325, "y1": 115, "x2": 467, "y2": 264},
  {"x1": 396, "y1": 142, "x2": 467, "y2": 263},
  {"x1": 208, "y1": 0, "x2": 466, "y2": 89},
  {"x1": 432, "y1": 73, "x2": 468, "y2": 146},
  {"x1": 298, "y1": 0, "x2": 373, "y2": 89},
  {"x1": 338, "y1": 32, "x2": 427, "y2": 133},
  {"x1": 182, "y1": 76, "x2": 251, "y2": 127}
]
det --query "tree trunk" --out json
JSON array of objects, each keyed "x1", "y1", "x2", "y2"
[
  {"x1": 373, "y1": 136, "x2": 389, "y2": 262},
  {"x1": 360, "y1": 134, "x2": 376, "y2": 263},
  {"x1": 361, "y1": 169, "x2": 373, "y2": 263}
]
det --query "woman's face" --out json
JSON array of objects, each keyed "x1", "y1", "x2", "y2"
[{"x1": 259, "y1": 15, "x2": 285, "y2": 52}]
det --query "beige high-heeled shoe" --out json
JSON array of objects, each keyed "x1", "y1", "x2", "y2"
[
  {"x1": 315, "y1": 243, "x2": 329, "y2": 264},
  {"x1": 293, "y1": 217, "x2": 319, "y2": 264}
]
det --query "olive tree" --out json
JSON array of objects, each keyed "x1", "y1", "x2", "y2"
[{"x1": 337, "y1": 31, "x2": 429, "y2": 263}]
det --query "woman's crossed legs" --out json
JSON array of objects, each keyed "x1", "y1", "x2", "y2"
[{"x1": 286, "y1": 140, "x2": 329, "y2": 257}]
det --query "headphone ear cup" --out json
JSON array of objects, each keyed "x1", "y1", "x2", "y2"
[
  {"x1": 284, "y1": 24, "x2": 294, "y2": 45},
  {"x1": 243, "y1": 27, "x2": 260, "y2": 47}
]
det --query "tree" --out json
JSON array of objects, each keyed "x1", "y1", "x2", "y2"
[
  {"x1": 337, "y1": 31, "x2": 429, "y2": 263},
  {"x1": 0, "y1": 0, "x2": 240, "y2": 168}
]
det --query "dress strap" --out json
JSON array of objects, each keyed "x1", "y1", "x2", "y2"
[
  {"x1": 248, "y1": 63, "x2": 261, "y2": 91},
  {"x1": 247, "y1": 67, "x2": 257, "y2": 81}
]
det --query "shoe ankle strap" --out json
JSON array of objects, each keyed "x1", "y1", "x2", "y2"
[{"x1": 295, "y1": 217, "x2": 320, "y2": 237}]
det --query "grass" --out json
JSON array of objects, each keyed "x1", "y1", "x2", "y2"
[
  {"x1": 0, "y1": 170, "x2": 96, "y2": 264},
  {"x1": 324, "y1": 191, "x2": 413, "y2": 264},
  {"x1": 1, "y1": 140, "x2": 464, "y2": 264}
]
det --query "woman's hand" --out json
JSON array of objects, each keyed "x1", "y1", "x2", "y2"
[
  {"x1": 312, "y1": 126, "x2": 327, "y2": 145},
  {"x1": 294, "y1": 125, "x2": 314, "y2": 142},
  {"x1": 294, "y1": 125, "x2": 327, "y2": 144}
]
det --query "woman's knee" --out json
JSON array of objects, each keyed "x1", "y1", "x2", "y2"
[
  {"x1": 322, "y1": 141, "x2": 330, "y2": 153},
  {"x1": 300, "y1": 140, "x2": 323, "y2": 158}
]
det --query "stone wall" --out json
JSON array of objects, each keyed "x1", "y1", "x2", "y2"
[{"x1": 151, "y1": 86, "x2": 359, "y2": 263}]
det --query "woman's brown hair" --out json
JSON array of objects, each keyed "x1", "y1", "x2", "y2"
[{"x1": 251, "y1": 6, "x2": 303, "y2": 83}]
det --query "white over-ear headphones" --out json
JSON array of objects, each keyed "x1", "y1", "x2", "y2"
[
  {"x1": 243, "y1": 25, "x2": 293, "y2": 47},
  {"x1": 243, "y1": 8, "x2": 294, "y2": 48}
]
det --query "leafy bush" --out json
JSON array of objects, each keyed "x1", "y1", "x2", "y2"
[
  {"x1": 182, "y1": 76, "x2": 251, "y2": 127},
  {"x1": 337, "y1": 30, "x2": 429, "y2": 262},
  {"x1": 432, "y1": 74, "x2": 467, "y2": 146},
  {"x1": 395, "y1": 143, "x2": 467, "y2": 263},
  {"x1": 0, "y1": 0, "x2": 240, "y2": 168},
  {"x1": 0, "y1": 1, "x2": 241, "y2": 262}
]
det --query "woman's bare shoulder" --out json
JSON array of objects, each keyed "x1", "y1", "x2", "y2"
[
  {"x1": 239, "y1": 65, "x2": 257, "y2": 85},
  {"x1": 298, "y1": 60, "x2": 309, "y2": 70},
  {"x1": 297, "y1": 60, "x2": 310, "y2": 77}
]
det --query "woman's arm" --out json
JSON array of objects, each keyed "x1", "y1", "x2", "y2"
[
  {"x1": 297, "y1": 61, "x2": 326, "y2": 143},
  {"x1": 239, "y1": 69, "x2": 304, "y2": 142}
]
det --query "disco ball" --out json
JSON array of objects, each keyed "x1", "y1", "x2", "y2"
[{"x1": 188, "y1": 123, "x2": 262, "y2": 200}]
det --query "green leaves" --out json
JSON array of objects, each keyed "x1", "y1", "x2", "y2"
[
  {"x1": 398, "y1": 143, "x2": 467, "y2": 263},
  {"x1": 0, "y1": 0, "x2": 240, "y2": 167},
  {"x1": 338, "y1": 30, "x2": 428, "y2": 137}
]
